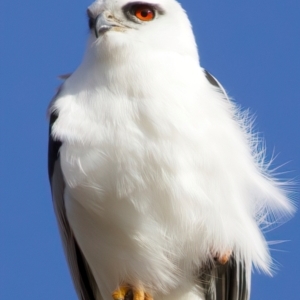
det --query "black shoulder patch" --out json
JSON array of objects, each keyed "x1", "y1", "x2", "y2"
[
  {"x1": 48, "y1": 112, "x2": 62, "y2": 182},
  {"x1": 204, "y1": 69, "x2": 220, "y2": 88}
]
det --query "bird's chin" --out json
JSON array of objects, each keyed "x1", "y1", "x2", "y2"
[{"x1": 95, "y1": 31, "x2": 131, "y2": 59}]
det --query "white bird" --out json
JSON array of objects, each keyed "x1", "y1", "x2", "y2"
[{"x1": 48, "y1": 1, "x2": 294, "y2": 299}]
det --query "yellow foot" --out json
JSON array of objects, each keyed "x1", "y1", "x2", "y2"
[
  {"x1": 214, "y1": 250, "x2": 232, "y2": 265},
  {"x1": 112, "y1": 285, "x2": 153, "y2": 300}
]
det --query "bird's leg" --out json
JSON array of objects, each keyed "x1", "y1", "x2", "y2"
[
  {"x1": 112, "y1": 284, "x2": 153, "y2": 300},
  {"x1": 132, "y1": 289, "x2": 153, "y2": 300},
  {"x1": 213, "y1": 250, "x2": 232, "y2": 265},
  {"x1": 112, "y1": 285, "x2": 130, "y2": 300}
]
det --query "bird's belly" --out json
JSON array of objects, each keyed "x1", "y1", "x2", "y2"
[
  {"x1": 58, "y1": 131, "x2": 270, "y2": 300},
  {"x1": 64, "y1": 182, "x2": 198, "y2": 299},
  {"x1": 61, "y1": 140, "x2": 214, "y2": 297},
  {"x1": 66, "y1": 187, "x2": 206, "y2": 300}
]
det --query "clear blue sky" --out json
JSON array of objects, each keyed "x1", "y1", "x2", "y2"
[{"x1": 1, "y1": 0, "x2": 299, "y2": 299}]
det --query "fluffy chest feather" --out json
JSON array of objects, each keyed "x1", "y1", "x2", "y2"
[
  {"x1": 54, "y1": 73, "x2": 249, "y2": 247},
  {"x1": 50, "y1": 57, "x2": 275, "y2": 283}
]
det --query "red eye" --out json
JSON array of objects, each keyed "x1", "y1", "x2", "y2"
[{"x1": 134, "y1": 5, "x2": 155, "y2": 21}]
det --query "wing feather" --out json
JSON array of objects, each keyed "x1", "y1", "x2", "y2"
[
  {"x1": 48, "y1": 111, "x2": 99, "y2": 300},
  {"x1": 202, "y1": 70, "x2": 250, "y2": 300},
  {"x1": 199, "y1": 256, "x2": 250, "y2": 300},
  {"x1": 204, "y1": 69, "x2": 230, "y2": 102}
]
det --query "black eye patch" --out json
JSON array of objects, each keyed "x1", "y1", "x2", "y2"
[
  {"x1": 87, "y1": 8, "x2": 97, "y2": 30},
  {"x1": 88, "y1": 17, "x2": 96, "y2": 30}
]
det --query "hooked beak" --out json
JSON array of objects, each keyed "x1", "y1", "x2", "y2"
[{"x1": 94, "y1": 14, "x2": 123, "y2": 38}]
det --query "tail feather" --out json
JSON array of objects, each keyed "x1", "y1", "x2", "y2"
[{"x1": 199, "y1": 255, "x2": 249, "y2": 300}]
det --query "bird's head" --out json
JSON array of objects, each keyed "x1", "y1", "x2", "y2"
[{"x1": 85, "y1": 0, "x2": 199, "y2": 62}]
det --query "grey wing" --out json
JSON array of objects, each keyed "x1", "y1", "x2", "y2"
[
  {"x1": 202, "y1": 70, "x2": 250, "y2": 299},
  {"x1": 48, "y1": 112, "x2": 99, "y2": 300},
  {"x1": 199, "y1": 256, "x2": 250, "y2": 300},
  {"x1": 204, "y1": 69, "x2": 230, "y2": 102}
]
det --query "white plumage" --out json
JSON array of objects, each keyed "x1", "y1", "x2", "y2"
[{"x1": 48, "y1": 1, "x2": 294, "y2": 299}]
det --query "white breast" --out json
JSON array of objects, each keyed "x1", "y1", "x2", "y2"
[{"x1": 50, "y1": 53, "x2": 290, "y2": 298}]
